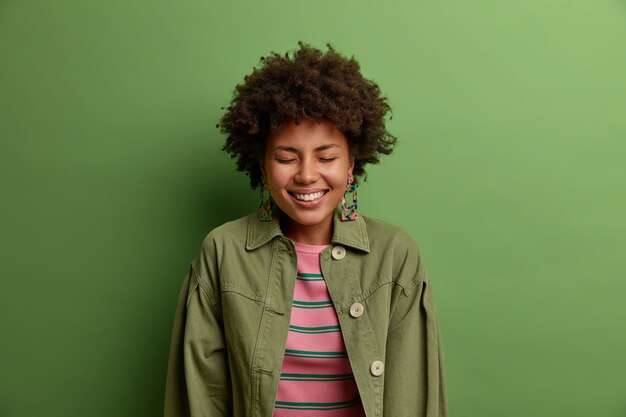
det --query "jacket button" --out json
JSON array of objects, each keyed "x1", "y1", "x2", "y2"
[
  {"x1": 370, "y1": 360, "x2": 384, "y2": 376},
  {"x1": 331, "y1": 246, "x2": 346, "y2": 260},
  {"x1": 349, "y1": 302, "x2": 364, "y2": 318}
]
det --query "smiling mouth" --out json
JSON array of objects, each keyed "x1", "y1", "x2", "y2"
[{"x1": 290, "y1": 191, "x2": 327, "y2": 202}]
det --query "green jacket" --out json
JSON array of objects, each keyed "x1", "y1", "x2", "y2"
[{"x1": 164, "y1": 209, "x2": 447, "y2": 417}]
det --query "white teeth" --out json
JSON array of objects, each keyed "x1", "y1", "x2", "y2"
[{"x1": 293, "y1": 191, "x2": 325, "y2": 202}]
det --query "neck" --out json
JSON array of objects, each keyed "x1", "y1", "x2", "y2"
[{"x1": 280, "y1": 216, "x2": 333, "y2": 245}]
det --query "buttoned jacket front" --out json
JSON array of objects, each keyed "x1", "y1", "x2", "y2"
[{"x1": 164, "y1": 209, "x2": 447, "y2": 417}]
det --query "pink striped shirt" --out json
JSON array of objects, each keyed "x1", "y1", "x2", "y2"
[{"x1": 273, "y1": 242, "x2": 365, "y2": 417}]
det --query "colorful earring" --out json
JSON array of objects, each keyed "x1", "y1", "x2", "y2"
[
  {"x1": 258, "y1": 177, "x2": 272, "y2": 221},
  {"x1": 341, "y1": 172, "x2": 358, "y2": 221}
]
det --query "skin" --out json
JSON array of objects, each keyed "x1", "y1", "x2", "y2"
[{"x1": 262, "y1": 119, "x2": 354, "y2": 245}]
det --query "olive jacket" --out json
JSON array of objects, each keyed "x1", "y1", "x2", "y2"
[{"x1": 164, "y1": 209, "x2": 448, "y2": 417}]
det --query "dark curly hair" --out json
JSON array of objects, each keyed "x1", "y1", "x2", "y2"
[{"x1": 218, "y1": 42, "x2": 397, "y2": 188}]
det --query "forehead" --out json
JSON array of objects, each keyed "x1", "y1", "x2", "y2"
[{"x1": 266, "y1": 119, "x2": 348, "y2": 151}]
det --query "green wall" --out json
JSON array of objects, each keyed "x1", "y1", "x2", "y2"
[{"x1": 1, "y1": 1, "x2": 625, "y2": 416}]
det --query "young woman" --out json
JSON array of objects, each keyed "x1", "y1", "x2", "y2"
[{"x1": 164, "y1": 43, "x2": 447, "y2": 417}]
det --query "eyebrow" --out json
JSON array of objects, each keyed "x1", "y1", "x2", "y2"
[{"x1": 274, "y1": 144, "x2": 340, "y2": 153}]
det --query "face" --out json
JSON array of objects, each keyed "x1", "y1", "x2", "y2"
[{"x1": 263, "y1": 119, "x2": 354, "y2": 242}]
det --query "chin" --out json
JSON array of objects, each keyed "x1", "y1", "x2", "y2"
[
  {"x1": 284, "y1": 209, "x2": 333, "y2": 227},
  {"x1": 290, "y1": 214, "x2": 327, "y2": 226}
]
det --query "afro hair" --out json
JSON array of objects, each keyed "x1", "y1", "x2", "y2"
[{"x1": 218, "y1": 42, "x2": 397, "y2": 188}]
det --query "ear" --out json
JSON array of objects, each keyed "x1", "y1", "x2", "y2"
[{"x1": 348, "y1": 158, "x2": 355, "y2": 175}]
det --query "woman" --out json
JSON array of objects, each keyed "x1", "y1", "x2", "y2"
[{"x1": 164, "y1": 43, "x2": 448, "y2": 417}]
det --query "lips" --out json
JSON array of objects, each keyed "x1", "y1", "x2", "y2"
[{"x1": 289, "y1": 190, "x2": 328, "y2": 202}]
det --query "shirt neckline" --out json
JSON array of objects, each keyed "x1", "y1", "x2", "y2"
[{"x1": 293, "y1": 241, "x2": 330, "y2": 254}]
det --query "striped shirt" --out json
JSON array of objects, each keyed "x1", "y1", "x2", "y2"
[{"x1": 273, "y1": 242, "x2": 365, "y2": 417}]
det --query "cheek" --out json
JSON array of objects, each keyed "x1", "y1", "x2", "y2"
[
  {"x1": 329, "y1": 165, "x2": 350, "y2": 188},
  {"x1": 265, "y1": 164, "x2": 291, "y2": 188}
]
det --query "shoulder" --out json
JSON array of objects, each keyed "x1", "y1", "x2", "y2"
[
  {"x1": 199, "y1": 213, "x2": 252, "y2": 251},
  {"x1": 191, "y1": 213, "x2": 252, "y2": 281},
  {"x1": 361, "y1": 214, "x2": 420, "y2": 254},
  {"x1": 361, "y1": 214, "x2": 427, "y2": 290}
]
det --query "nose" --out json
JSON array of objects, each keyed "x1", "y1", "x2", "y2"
[{"x1": 294, "y1": 157, "x2": 319, "y2": 184}]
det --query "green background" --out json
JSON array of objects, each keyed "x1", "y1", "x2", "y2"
[{"x1": 1, "y1": 0, "x2": 625, "y2": 416}]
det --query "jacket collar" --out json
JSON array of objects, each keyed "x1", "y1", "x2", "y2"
[{"x1": 246, "y1": 207, "x2": 370, "y2": 253}]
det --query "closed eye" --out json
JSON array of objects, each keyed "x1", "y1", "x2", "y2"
[{"x1": 319, "y1": 157, "x2": 337, "y2": 163}]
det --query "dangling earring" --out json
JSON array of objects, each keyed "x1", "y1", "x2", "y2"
[
  {"x1": 258, "y1": 176, "x2": 272, "y2": 221},
  {"x1": 341, "y1": 172, "x2": 358, "y2": 221}
]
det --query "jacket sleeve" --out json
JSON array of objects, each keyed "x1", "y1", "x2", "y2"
[
  {"x1": 163, "y1": 262, "x2": 232, "y2": 417},
  {"x1": 384, "y1": 251, "x2": 448, "y2": 417}
]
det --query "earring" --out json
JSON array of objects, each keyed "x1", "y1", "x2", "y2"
[
  {"x1": 258, "y1": 177, "x2": 272, "y2": 221},
  {"x1": 341, "y1": 172, "x2": 358, "y2": 221}
]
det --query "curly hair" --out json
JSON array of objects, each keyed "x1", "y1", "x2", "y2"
[{"x1": 218, "y1": 42, "x2": 397, "y2": 189}]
